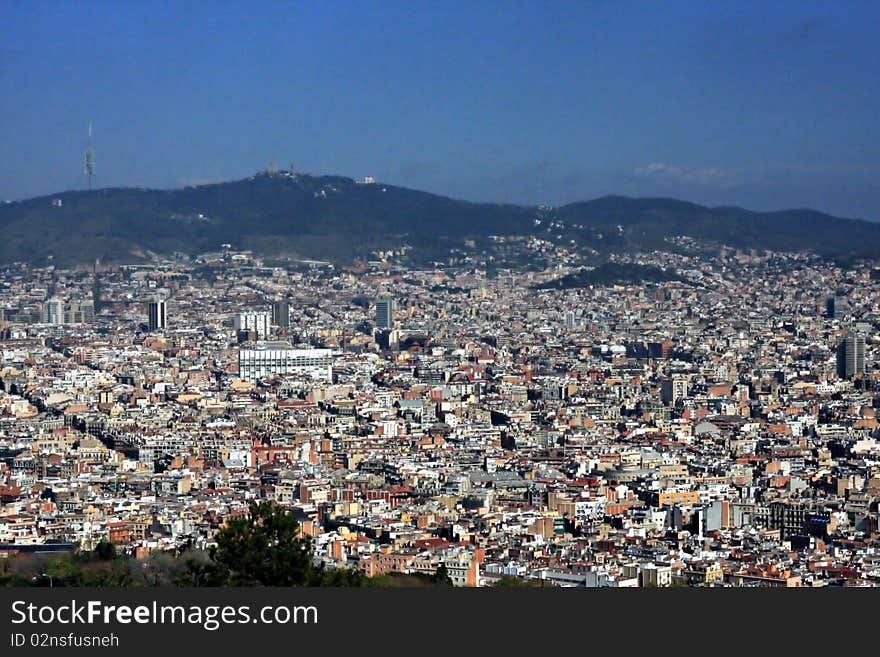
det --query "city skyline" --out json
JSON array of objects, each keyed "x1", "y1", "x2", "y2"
[
  {"x1": 8, "y1": 4, "x2": 880, "y2": 647},
  {"x1": 4, "y1": 240, "x2": 880, "y2": 588}
]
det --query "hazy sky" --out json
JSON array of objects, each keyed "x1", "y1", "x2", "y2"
[{"x1": 2, "y1": 1, "x2": 879, "y2": 219}]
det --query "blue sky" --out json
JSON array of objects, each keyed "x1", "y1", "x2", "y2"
[{"x1": 2, "y1": 1, "x2": 879, "y2": 219}]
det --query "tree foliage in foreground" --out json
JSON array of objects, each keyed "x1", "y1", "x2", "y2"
[{"x1": 0, "y1": 502, "x2": 456, "y2": 588}]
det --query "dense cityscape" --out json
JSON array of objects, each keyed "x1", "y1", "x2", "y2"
[{"x1": 2, "y1": 235, "x2": 880, "y2": 587}]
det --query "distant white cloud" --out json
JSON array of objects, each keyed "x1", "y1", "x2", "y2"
[{"x1": 633, "y1": 162, "x2": 740, "y2": 188}]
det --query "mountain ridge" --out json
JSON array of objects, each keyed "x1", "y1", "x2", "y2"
[{"x1": 1, "y1": 170, "x2": 878, "y2": 266}]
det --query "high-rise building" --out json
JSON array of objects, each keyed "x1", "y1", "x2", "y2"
[
  {"x1": 836, "y1": 332, "x2": 865, "y2": 379},
  {"x1": 565, "y1": 310, "x2": 577, "y2": 329},
  {"x1": 661, "y1": 375, "x2": 688, "y2": 406},
  {"x1": 238, "y1": 344, "x2": 333, "y2": 383},
  {"x1": 84, "y1": 301, "x2": 95, "y2": 323},
  {"x1": 826, "y1": 295, "x2": 850, "y2": 319},
  {"x1": 272, "y1": 299, "x2": 290, "y2": 328},
  {"x1": 148, "y1": 299, "x2": 168, "y2": 332},
  {"x1": 66, "y1": 300, "x2": 95, "y2": 324},
  {"x1": 375, "y1": 297, "x2": 394, "y2": 329},
  {"x1": 43, "y1": 297, "x2": 65, "y2": 325},
  {"x1": 234, "y1": 311, "x2": 271, "y2": 339}
]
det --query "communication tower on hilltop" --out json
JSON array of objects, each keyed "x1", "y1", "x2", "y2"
[{"x1": 85, "y1": 124, "x2": 95, "y2": 190}]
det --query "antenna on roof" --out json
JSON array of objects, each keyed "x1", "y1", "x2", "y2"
[{"x1": 85, "y1": 123, "x2": 95, "y2": 191}]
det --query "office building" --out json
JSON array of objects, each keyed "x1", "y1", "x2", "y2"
[
  {"x1": 826, "y1": 296, "x2": 849, "y2": 319},
  {"x1": 234, "y1": 311, "x2": 271, "y2": 339},
  {"x1": 836, "y1": 332, "x2": 865, "y2": 379},
  {"x1": 43, "y1": 297, "x2": 65, "y2": 325},
  {"x1": 375, "y1": 297, "x2": 394, "y2": 329},
  {"x1": 661, "y1": 374, "x2": 688, "y2": 406},
  {"x1": 148, "y1": 299, "x2": 168, "y2": 332},
  {"x1": 238, "y1": 344, "x2": 333, "y2": 383},
  {"x1": 272, "y1": 300, "x2": 290, "y2": 328},
  {"x1": 66, "y1": 300, "x2": 95, "y2": 324}
]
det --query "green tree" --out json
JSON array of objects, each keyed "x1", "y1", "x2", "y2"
[
  {"x1": 207, "y1": 501, "x2": 314, "y2": 586},
  {"x1": 430, "y1": 563, "x2": 454, "y2": 586},
  {"x1": 310, "y1": 563, "x2": 367, "y2": 587},
  {"x1": 92, "y1": 539, "x2": 117, "y2": 561},
  {"x1": 493, "y1": 575, "x2": 541, "y2": 587},
  {"x1": 1, "y1": 501, "x2": 368, "y2": 588}
]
